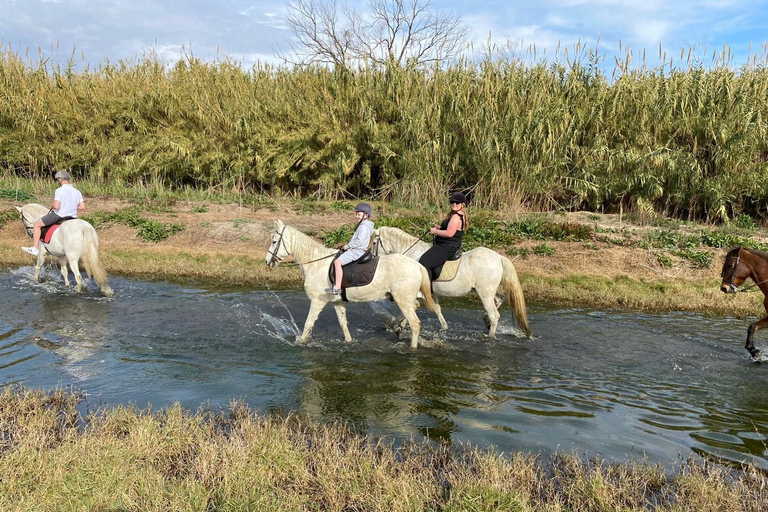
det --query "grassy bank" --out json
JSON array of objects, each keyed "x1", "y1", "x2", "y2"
[
  {"x1": 1, "y1": 189, "x2": 766, "y2": 318},
  {"x1": 1, "y1": 387, "x2": 765, "y2": 512}
]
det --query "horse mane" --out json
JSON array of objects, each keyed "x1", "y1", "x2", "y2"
[
  {"x1": 744, "y1": 246, "x2": 768, "y2": 261},
  {"x1": 287, "y1": 225, "x2": 335, "y2": 261},
  {"x1": 378, "y1": 226, "x2": 430, "y2": 252},
  {"x1": 22, "y1": 203, "x2": 49, "y2": 220}
]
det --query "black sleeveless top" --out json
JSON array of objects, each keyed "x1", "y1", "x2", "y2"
[{"x1": 434, "y1": 212, "x2": 464, "y2": 253}]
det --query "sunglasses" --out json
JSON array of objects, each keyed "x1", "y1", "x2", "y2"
[{"x1": 450, "y1": 201, "x2": 463, "y2": 205}]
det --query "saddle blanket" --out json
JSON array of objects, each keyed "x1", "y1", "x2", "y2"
[
  {"x1": 329, "y1": 256, "x2": 380, "y2": 294},
  {"x1": 41, "y1": 224, "x2": 61, "y2": 244},
  {"x1": 435, "y1": 257, "x2": 461, "y2": 282}
]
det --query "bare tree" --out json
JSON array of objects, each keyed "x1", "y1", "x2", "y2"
[{"x1": 281, "y1": 0, "x2": 471, "y2": 67}]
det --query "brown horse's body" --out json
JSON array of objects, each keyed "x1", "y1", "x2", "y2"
[{"x1": 720, "y1": 246, "x2": 768, "y2": 358}]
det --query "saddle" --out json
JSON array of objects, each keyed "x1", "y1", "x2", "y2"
[
  {"x1": 435, "y1": 248, "x2": 463, "y2": 282},
  {"x1": 40, "y1": 217, "x2": 75, "y2": 243},
  {"x1": 328, "y1": 250, "x2": 380, "y2": 301}
]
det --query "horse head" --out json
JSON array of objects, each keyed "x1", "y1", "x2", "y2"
[
  {"x1": 721, "y1": 246, "x2": 750, "y2": 293},
  {"x1": 266, "y1": 220, "x2": 290, "y2": 267}
]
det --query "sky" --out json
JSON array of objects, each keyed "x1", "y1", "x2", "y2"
[{"x1": 1, "y1": 0, "x2": 767, "y2": 71}]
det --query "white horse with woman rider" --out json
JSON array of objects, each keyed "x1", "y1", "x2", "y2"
[
  {"x1": 266, "y1": 220, "x2": 436, "y2": 348},
  {"x1": 374, "y1": 226, "x2": 531, "y2": 338},
  {"x1": 17, "y1": 203, "x2": 113, "y2": 296}
]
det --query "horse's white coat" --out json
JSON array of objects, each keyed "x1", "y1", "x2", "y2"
[
  {"x1": 374, "y1": 226, "x2": 530, "y2": 337},
  {"x1": 265, "y1": 220, "x2": 435, "y2": 348},
  {"x1": 17, "y1": 203, "x2": 114, "y2": 296}
]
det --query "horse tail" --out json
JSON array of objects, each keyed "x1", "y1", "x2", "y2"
[
  {"x1": 501, "y1": 255, "x2": 531, "y2": 336},
  {"x1": 82, "y1": 226, "x2": 114, "y2": 297},
  {"x1": 419, "y1": 265, "x2": 437, "y2": 312}
]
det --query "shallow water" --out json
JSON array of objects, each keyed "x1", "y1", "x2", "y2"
[{"x1": 1, "y1": 266, "x2": 767, "y2": 469}]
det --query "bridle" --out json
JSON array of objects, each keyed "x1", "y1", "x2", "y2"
[
  {"x1": 723, "y1": 246, "x2": 768, "y2": 293},
  {"x1": 266, "y1": 227, "x2": 339, "y2": 267},
  {"x1": 266, "y1": 226, "x2": 289, "y2": 265},
  {"x1": 19, "y1": 209, "x2": 35, "y2": 238}
]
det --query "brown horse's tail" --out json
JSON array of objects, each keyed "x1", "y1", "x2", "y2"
[
  {"x1": 419, "y1": 266, "x2": 437, "y2": 312},
  {"x1": 82, "y1": 226, "x2": 114, "y2": 297},
  {"x1": 501, "y1": 256, "x2": 531, "y2": 336}
]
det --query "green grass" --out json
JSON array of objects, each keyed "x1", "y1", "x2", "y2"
[{"x1": 81, "y1": 207, "x2": 185, "y2": 243}]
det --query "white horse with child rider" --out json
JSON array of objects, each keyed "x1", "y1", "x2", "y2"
[
  {"x1": 265, "y1": 220, "x2": 436, "y2": 348},
  {"x1": 17, "y1": 203, "x2": 114, "y2": 296},
  {"x1": 374, "y1": 226, "x2": 531, "y2": 338}
]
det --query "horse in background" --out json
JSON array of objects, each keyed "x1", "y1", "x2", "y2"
[
  {"x1": 17, "y1": 204, "x2": 114, "y2": 297},
  {"x1": 374, "y1": 226, "x2": 531, "y2": 338},
  {"x1": 266, "y1": 220, "x2": 436, "y2": 348},
  {"x1": 720, "y1": 245, "x2": 768, "y2": 359}
]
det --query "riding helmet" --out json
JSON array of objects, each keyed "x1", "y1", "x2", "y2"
[
  {"x1": 54, "y1": 170, "x2": 71, "y2": 180},
  {"x1": 354, "y1": 202, "x2": 373, "y2": 218},
  {"x1": 449, "y1": 191, "x2": 467, "y2": 204}
]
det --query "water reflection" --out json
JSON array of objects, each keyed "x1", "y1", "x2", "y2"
[{"x1": 0, "y1": 268, "x2": 767, "y2": 470}]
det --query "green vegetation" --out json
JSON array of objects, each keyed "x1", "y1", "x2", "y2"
[
  {"x1": 0, "y1": 189, "x2": 34, "y2": 201},
  {"x1": 81, "y1": 207, "x2": 184, "y2": 243},
  {"x1": 1, "y1": 387, "x2": 765, "y2": 512},
  {"x1": 1, "y1": 45, "x2": 768, "y2": 221}
]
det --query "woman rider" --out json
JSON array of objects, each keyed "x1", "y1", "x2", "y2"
[{"x1": 419, "y1": 191, "x2": 467, "y2": 281}]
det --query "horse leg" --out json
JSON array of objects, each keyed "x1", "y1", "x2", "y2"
[
  {"x1": 299, "y1": 299, "x2": 325, "y2": 343},
  {"x1": 432, "y1": 296, "x2": 448, "y2": 331},
  {"x1": 68, "y1": 258, "x2": 83, "y2": 292},
  {"x1": 482, "y1": 293, "x2": 505, "y2": 329},
  {"x1": 333, "y1": 303, "x2": 352, "y2": 342},
  {"x1": 59, "y1": 257, "x2": 70, "y2": 287},
  {"x1": 394, "y1": 295, "x2": 421, "y2": 348},
  {"x1": 479, "y1": 289, "x2": 501, "y2": 338},
  {"x1": 33, "y1": 252, "x2": 44, "y2": 281},
  {"x1": 746, "y1": 317, "x2": 768, "y2": 359}
]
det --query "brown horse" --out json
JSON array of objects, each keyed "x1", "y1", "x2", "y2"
[{"x1": 720, "y1": 246, "x2": 768, "y2": 359}]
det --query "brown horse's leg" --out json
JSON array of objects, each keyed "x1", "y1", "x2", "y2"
[{"x1": 746, "y1": 314, "x2": 768, "y2": 359}]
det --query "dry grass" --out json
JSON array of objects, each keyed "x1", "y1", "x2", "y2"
[{"x1": 0, "y1": 387, "x2": 765, "y2": 512}]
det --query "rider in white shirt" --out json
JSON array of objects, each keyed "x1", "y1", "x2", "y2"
[{"x1": 22, "y1": 170, "x2": 85, "y2": 256}]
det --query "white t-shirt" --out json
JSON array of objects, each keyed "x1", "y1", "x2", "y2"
[{"x1": 54, "y1": 184, "x2": 83, "y2": 217}]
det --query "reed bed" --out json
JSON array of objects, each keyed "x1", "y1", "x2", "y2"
[
  {"x1": 0, "y1": 386, "x2": 765, "y2": 512},
  {"x1": 1, "y1": 44, "x2": 767, "y2": 222}
]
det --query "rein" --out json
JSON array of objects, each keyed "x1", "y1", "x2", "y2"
[{"x1": 377, "y1": 229, "x2": 430, "y2": 256}]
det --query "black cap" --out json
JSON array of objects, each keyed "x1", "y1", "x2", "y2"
[{"x1": 449, "y1": 191, "x2": 466, "y2": 204}]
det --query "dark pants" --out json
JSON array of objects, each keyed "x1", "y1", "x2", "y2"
[
  {"x1": 40, "y1": 212, "x2": 63, "y2": 226},
  {"x1": 419, "y1": 245, "x2": 451, "y2": 281}
]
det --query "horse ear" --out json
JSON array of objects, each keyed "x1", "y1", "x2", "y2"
[
  {"x1": 274, "y1": 219, "x2": 284, "y2": 230},
  {"x1": 14, "y1": 206, "x2": 22, "y2": 212}
]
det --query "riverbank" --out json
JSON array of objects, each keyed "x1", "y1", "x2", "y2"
[
  {"x1": 1, "y1": 386, "x2": 765, "y2": 512},
  {"x1": 0, "y1": 196, "x2": 764, "y2": 318}
]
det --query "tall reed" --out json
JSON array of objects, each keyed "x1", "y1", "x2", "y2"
[{"x1": 1, "y1": 43, "x2": 767, "y2": 221}]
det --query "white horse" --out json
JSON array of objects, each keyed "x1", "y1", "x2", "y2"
[
  {"x1": 374, "y1": 226, "x2": 531, "y2": 338},
  {"x1": 17, "y1": 203, "x2": 114, "y2": 297},
  {"x1": 265, "y1": 220, "x2": 436, "y2": 348}
]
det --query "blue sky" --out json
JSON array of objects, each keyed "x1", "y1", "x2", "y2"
[{"x1": 1, "y1": 0, "x2": 767, "y2": 70}]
